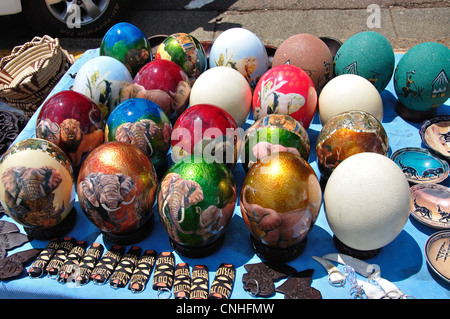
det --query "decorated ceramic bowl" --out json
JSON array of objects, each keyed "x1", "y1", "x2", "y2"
[
  {"x1": 391, "y1": 147, "x2": 450, "y2": 184},
  {"x1": 155, "y1": 32, "x2": 207, "y2": 84},
  {"x1": 105, "y1": 98, "x2": 172, "y2": 171},
  {"x1": 425, "y1": 230, "x2": 450, "y2": 283},
  {"x1": 241, "y1": 114, "x2": 310, "y2": 171},
  {"x1": 410, "y1": 183, "x2": 450, "y2": 229},
  {"x1": 171, "y1": 104, "x2": 238, "y2": 168},
  {"x1": 36, "y1": 90, "x2": 104, "y2": 167},
  {"x1": 0, "y1": 138, "x2": 75, "y2": 229},
  {"x1": 100, "y1": 22, "x2": 152, "y2": 76},
  {"x1": 316, "y1": 111, "x2": 389, "y2": 181},
  {"x1": 72, "y1": 55, "x2": 133, "y2": 118},
  {"x1": 240, "y1": 152, "x2": 322, "y2": 251},
  {"x1": 157, "y1": 156, "x2": 236, "y2": 256},
  {"x1": 419, "y1": 115, "x2": 450, "y2": 160},
  {"x1": 252, "y1": 64, "x2": 317, "y2": 129},
  {"x1": 77, "y1": 142, "x2": 158, "y2": 239}
]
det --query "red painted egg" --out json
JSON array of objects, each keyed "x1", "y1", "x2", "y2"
[
  {"x1": 252, "y1": 65, "x2": 317, "y2": 129},
  {"x1": 36, "y1": 90, "x2": 104, "y2": 167}
]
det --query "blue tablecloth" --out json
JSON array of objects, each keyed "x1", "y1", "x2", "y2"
[{"x1": 0, "y1": 50, "x2": 449, "y2": 299}]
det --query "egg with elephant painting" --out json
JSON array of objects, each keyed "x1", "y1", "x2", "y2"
[
  {"x1": 157, "y1": 156, "x2": 237, "y2": 257},
  {"x1": 105, "y1": 98, "x2": 172, "y2": 172},
  {"x1": 241, "y1": 114, "x2": 310, "y2": 172},
  {"x1": 0, "y1": 138, "x2": 75, "y2": 230},
  {"x1": 240, "y1": 152, "x2": 322, "y2": 260},
  {"x1": 36, "y1": 90, "x2": 104, "y2": 168},
  {"x1": 77, "y1": 142, "x2": 158, "y2": 240}
]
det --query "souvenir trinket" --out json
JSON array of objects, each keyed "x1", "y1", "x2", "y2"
[
  {"x1": 45, "y1": 237, "x2": 77, "y2": 278},
  {"x1": 110, "y1": 246, "x2": 142, "y2": 289},
  {"x1": 0, "y1": 248, "x2": 41, "y2": 280},
  {"x1": 425, "y1": 230, "x2": 450, "y2": 283},
  {"x1": 241, "y1": 114, "x2": 310, "y2": 172},
  {"x1": 410, "y1": 183, "x2": 450, "y2": 229},
  {"x1": 0, "y1": 220, "x2": 19, "y2": 234},
  {"x1": 28, "y1": 238, "x2": 61, "y2": 278},
  {"x1": 275, "y1": 269, "x2": 322, "y2": 299},
  {"x1": 240, "y1": 152, "x2": 322, "y2": 262},
  {"x1": 157, "y1": 156, "x2": 237, "y2": 257},
  {"x1": 100, "y1": 22, "x2": 152, "y2": 77},
  {"x1": 189, "y1": 66, "x2": 252, "y2": 127},
  {"x1": 152, "y1": 251, "x2": 175, "y2": 298},
  {"x1": 128, "y1": 249, "x2": 157, "y2": 293},
  {"x1": 56, "y1": 240, "x2": 87, "y2": 283},
  {"x1": 312, "y1": 256, "x2": 346, "y2": 287},
  {"x1": 73, "y1": 242, "x2": 104, "y2": 286},
  {"x1": 391, "y1": 147, "x2": 450, "y2": 184},
  {"x1": 324, "y1": 153, "x2": 411, "y2": 258},
  {"x1": 77, "y1": 142, "x2": 158, "y2": 243},
  {"x1": 72, "y1": 56, "x2": 133, "y2": 118},
  {"x1": 316, "y1": 111, "x2": 389, "y2": 182},
  {"x1": 133, "y1": 59, "x2": 191, "y2": 119},
  {"x1": 208, "y1": 263, "x2": 235, "y2": 299},
  {"x1": 242, "y1": 261, "x2": 297, "y2": 297},
  {"x1": 419, "y1": 115, "x2": 450, "y2": 160},
  {"x1": 334, "y1": 31, "x2": 395, "y2": 92},
  {"x1": 90, "y1": 244, "x2": 125, "y2": 285},
  {"x1": 252, "y1": 64, "x2": 317, "y2": 129},
  {"x1": 173, "y1": 262, "x2": 191, "y2": 299},
  {"x1": 155, "y1": 32, "x2": 207, "y2": 84},
  {"x1": 209, "y1": 28, "x2": 269, "y2": 88},
  {"x1": 171, "y1": 104, "x2": 239, "y2": 168},
  {"x1": 318, "y1": 74, "x2": 383, "y2": 125},
  {"x1": 394, "y1": 42, "x2": 450, "y2": 122},
  {"x1": 190, "y1": 265, "x2": 209, "y2": 299},
  {"x1": 0, "y1": 138, "x2": 76, "y2": 238},
  {"x1": 273, "y1": 33, "x2": 334, "y2": 91},
  {"x1": 0, "y1": 232, "x2": 29, "y2": 259},
  {"x1": 36, "y1": 90, "x2": 104, "y2": 168}
]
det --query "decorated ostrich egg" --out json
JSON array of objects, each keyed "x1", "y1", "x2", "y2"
[
  {"x1": 253, "y1": 64, "x2": 317, "y2": 129},
  {"x1": 318, "y1": 74, "x2": 383, "y2": 125},
  {"x1": 0, "y1": 138, "x2": 75, "y2": 230},
  {"x1": 240, "y1": 152, "x2": 322, "y2": 258},
  {"x1": 100, "y1": 22, "x2": 152, "y2": 77},
  {"x1": 155, "y1": 32, "x2": 207, "y2": 84},
  {"x1": 242, "y1": 114, "x2": 310, "y2": 171},
  {"x1": 394, "y1": 42, "x2": 450, "y2": 114},
  {"x1": 171, "y1": 104, "x2": 239, "y2": 168},
  {"x1": 316, "y1": 111, "x2": 389, "y2": 181},
  {"x1": 105, "y1": 98, "x2": 172, "y2": 171},
  {"x1": 157, "y1": 156, "x2": 236, "y2": 256},
  {"x1": 77, "y1": 142, "x2": 158, "y2": 239},
  {"x1": 133, "y1": 59, "x2": 191, "y2": 118},
  {"x1": 36, "y1": 90, "x2": 104, "y2": 167},
  {"x1": 72, "y1": 55, "x2": 133, "y2": 118},
  {"x1": 272, "y1": 33, "x2": 334, "y2": 91},
  {"x1": 190, "y1": 66, "x2": 252, "y2": 127},
  {"x1": 334, "y1": 31, "x2": 395, "y2": 92},
  {"x1": 209, "y1": 28, "x2": 270, "y2": 88},
  {"x1": 323, "y1": 152, "x2": 410, "y2": 252}
]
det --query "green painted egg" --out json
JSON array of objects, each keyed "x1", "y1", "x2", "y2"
[
  {"x1": 334, "y1": 31, "x2": 395, "y2": 92},
  {"x1": 394, "y1": 42, "x2": 450, "y2": 113}
]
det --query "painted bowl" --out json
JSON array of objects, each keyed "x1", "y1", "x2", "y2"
[
  {"x1": 419, "y1": 115, "x2": 450, "y2": 160},
  {"x1": 425, "y1": 230, "x2": 450, "y2": 283},
  {"x1": 410, "y1": 183, "x2": 450, "y2": 229}
]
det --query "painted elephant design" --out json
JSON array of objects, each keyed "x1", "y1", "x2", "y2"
[
  {"x1": 80, "y1": 172, "x2": 136, "y2": 232},
  {"x1": 249, "y1": 141, "x2": 301, "y2": 168},
  {"x1": 115, "y1": 119, "x2": 160, "y2": 157}
]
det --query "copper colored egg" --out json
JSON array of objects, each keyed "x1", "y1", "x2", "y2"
[
  {"x1": 273, "y1": 33, "x2": 334, "y2": 91},
  {"x1": 240, "y1": 152, "x2": 322, "y2": 255}
]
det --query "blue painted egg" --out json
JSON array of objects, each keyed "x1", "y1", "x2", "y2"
[
  {"x1": 105, "y1": 98, "x2": 172, "y2": 170},
  {"x1": 209, "y1": 28, "x2": 269, "y2": 88},
  {"x1": 334, "y1": 31, "x2": 395, "y2": 92},
  {"x1": 100, "y1": 22, "x2": 152, "y2": 77},
  {"x1": 72, "y1": 56, "x2": 133, "y2": 118}
]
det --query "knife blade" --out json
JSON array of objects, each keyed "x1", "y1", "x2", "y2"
[{"x1": 312, "y1": 256, "x2": 346, "y2": 287}]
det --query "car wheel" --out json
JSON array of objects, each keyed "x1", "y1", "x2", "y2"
[{"x1": 22, "y1": 0, "x2": 130, "y2": 37}]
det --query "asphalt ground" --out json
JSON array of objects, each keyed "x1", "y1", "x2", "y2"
[{"x1": 0, "y1": 0, "x2": 448, "y2": 59}]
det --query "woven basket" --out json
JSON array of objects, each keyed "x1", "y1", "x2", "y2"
[{"x1": 0, "y1": 35, "x2": 75, "y2": 118}]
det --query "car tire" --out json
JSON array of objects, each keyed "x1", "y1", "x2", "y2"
[{"x1": 22, "y1": 0, "x2": 130, "y2": 37}]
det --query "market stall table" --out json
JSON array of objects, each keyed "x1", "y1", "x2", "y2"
[{"x1": 0, "y1": 49, "x2": 449, "y2": 299}]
